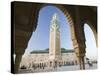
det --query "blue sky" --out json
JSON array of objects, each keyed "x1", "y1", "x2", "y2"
[{"x1": 25, "y1": 6, "x2": 97, "y2": 59}]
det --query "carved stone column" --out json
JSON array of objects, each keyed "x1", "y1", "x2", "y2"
[
  {"x1": 14, "y1": 54, "x2": 22, "y2": 73},
  {"x1": 13, "y1": 2, "x2": 40, "y2": 73},
  {"x1": 74, "y1": 43, "x2": 86, "y2": 69},
  {"x1": 70, "y1": 6, "x2": 86, "y2": 70},
  {"x1": 14, "y1": 30, "x2": 32, "y2": 73},
  {"x1": 71, "y1": 28, "x2": 86, "y2": 70}
]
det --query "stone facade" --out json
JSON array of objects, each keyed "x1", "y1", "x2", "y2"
[{"x1": 20, "y1": 50, "x2": 78, "y2": 68}]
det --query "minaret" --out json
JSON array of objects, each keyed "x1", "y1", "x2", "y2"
[{"x1": 49, "y1": 13, "x2": 61, "y2": 63}]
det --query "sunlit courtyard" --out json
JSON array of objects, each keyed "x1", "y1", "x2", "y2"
[{"x1": 19, "y1": 63, "x2": 97, "y2": 73}]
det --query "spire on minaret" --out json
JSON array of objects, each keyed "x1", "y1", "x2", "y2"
[
  {"x1": 52, "y1": 13, "x2": 58, "y2": 21},
  {"x1": 50, "y1": 13, "x2": 60, "y2": 31}
]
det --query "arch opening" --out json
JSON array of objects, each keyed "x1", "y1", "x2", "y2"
[
  {"x1": 20, "y1": 5, "x2": 77, "y2": 72},
  {"x1": 85, "y1": 21, "x2": 97, "y2": 46},
  {"x1": 84, "y1": 23, "x2": 97, "y2": 62},
  {"x1": 25, "y1": 5, "x2": 74, "y2": 54}
]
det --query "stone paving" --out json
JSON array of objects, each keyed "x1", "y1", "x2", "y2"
[{"x1": 19, "y1": 64, "x2": 97, "y2": 74}]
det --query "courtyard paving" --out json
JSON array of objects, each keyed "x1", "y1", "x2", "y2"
[{"x1": 19, "y1": 63, "x2": 97, "y2": 74}]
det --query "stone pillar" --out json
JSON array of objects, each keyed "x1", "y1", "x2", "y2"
[
  {"x1": 70, "y1": 7, "x2": 86, "y2": 70},
  {"x1": 14, "y1": 31, "x2": 31, "y2": 73},
  {"x1": 14, "y1": 43, "x2": 27, "y2": 73},
  {"x1": 14, "y1": 54, "x2": 22, "y2": 73},
  {"x1": 13, "y1": 2, "x2": 40, "y2": 73},
  {"x1": 71, "y1": 32, "x2": 86, "y2": 70},
  {"x1": 75, "y1": 46, "x2": 86, "y2": 69}
]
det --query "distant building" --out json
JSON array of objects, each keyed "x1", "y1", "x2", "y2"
[{"x1": 20, "y1": 48, "x2": 78, "y2": 68}]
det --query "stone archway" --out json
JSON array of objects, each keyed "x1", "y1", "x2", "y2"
[
  {"x1": 12, "y1": 2, "x2": 97, "y2": 73},
  {"x1": 38, "y1": 3, "x2": 86, "y2": 70}
]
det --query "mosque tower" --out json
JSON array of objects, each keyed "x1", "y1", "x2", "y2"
[{"x1": 49, "y1": 13, "x2": 62, "y2": 65}]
